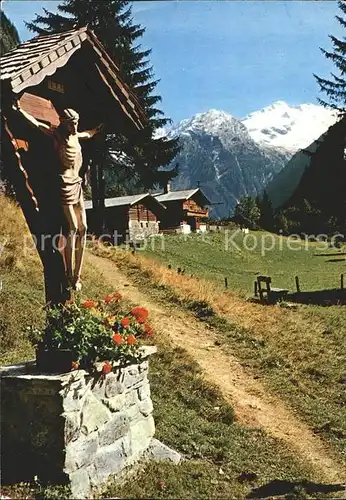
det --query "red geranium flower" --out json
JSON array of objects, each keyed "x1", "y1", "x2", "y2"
[
  {"x1": 82, "y1": 299, "x2": 96, "y2": 309},
  {"x1": 130, "y1": 307, "x2": 149, "y2": 324},
  {"x1": 105, "y1": 291, "x2": 122, "y2": 304},
  {"x1": 143, "y1": 323, "x2": 154, "y2": 337},
  {"x1": 121, "y1": 317, "x2": 130, "y2": 328},
  {"x1": 127, "y1": 334, "x2": 136, "y2": 345},
  {"x1": 102, "y1": 361, "x2": 112, "y2": 375},
  {"x1": 112, "y1": 333, "x2": 123, "y2": 345}
]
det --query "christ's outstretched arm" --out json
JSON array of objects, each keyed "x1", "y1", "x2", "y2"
[
  {"x1": 78, "y1": 123, "x2": 103, "y2": 140},
  {"x1": 13, "y1": 100, "x2": 53, "y2": 135}
]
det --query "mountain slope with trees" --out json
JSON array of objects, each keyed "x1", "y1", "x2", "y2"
[
  {"x1": 266, "y1": 138, "x2": 320, "y2": 209},
  {"x1": 276, "y1": 1, "x2": 346, "y2": 235},
  {"x1": 0, "y1": 12, "x2": 21, "y2": 193},
  {"x1": 0, "y1": 11, "x2": 20, "y2": 56},
  {"x1": 280, "y1": 118, "x2": 346, "y2": 235}
]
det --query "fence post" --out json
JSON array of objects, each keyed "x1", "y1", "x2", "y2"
[
  {"x1": 295, "y1": 276, "x2": 301, "y2": 293},
  {"x1": 254, "y1": 281, "x2": 258, "y2": 297},
  {"x1": 224, "y1": 277, "x2": 228, "y2": 289}
]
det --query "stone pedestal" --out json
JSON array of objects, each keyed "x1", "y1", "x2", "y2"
[{"x1": 1, "y1": 346, "x2": 157, "y2": 498}]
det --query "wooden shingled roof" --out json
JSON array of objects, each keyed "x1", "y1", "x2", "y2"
[
  {"x1": 84, "y1": 193, "x2": 167, "y2": 210},
  {"x1": 0, "y1": 27, "x2": 146, "y2": 130},
  {"x1": 155, "y1": 188, "x2": 211, "y2": 205}
]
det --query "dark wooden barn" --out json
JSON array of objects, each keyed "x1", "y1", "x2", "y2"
[
  {"x1": 1, "y1": 27, "x2": 146, "y2": 303},
  {"x1": 154, "y1": 187, "x2": 211, "y2": 233},
  {"x1": 85, "y1": 194, "x2": 165, "y2": 243}
]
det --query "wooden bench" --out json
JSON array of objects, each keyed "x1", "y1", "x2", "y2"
[{"x1": 256, "y1": 276, "x2": 289, "y2": 304}]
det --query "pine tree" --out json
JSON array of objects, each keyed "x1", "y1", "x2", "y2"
[
  {"x1": 274, "y1": 212, "x2": 290, "y2": 235},
  {"x1": 0, "y1": 12, "x2": 21, "y2": 194},
  {"x1": 314, "y1": 1, "x2": 346, "y2": 115},
  {"x1": 258, "y1": 191, "x2": 274, "y2": 231},
  {"x1": 0, "y1": 11, "x2": 20, "y2": 56},
  {"x1": 26, "y1": 1, "x2": 179, "y2": 190},
  {"x1": 234, "y1": 196, "x2": 260, "y2": 227}
]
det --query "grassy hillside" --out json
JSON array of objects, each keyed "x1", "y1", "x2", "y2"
[
  {"x1": 142, "y1": 230, "x2": 345, "y2": 295},
  {"x1": 2, "y1": 195, "x2": 343, "y2": 498},
  {"x1": 97, "y1": 245, "x2": 346, "y2": 458},
  {"x1": 0, "y1": 195, "x2": 44, "y2": 364},
  {"x1": 0, "y1": 196, "x2": 113, "y2": 365},
  {"x1": 108, "y1": 344, "x2": 326, "y2": 499}
]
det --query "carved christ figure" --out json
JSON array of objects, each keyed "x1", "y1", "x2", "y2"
[{"x1": 13, "y1": 101, "x2": 102, "y2": 291}]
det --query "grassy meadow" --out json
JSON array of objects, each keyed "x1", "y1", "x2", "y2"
[
  {"x1": 106, "y1": 343, "x2": 325, "y2": 500},
  {"x1": 0, "y1": 196, "x2": 327, "y2": 498},
  {"x1": 97, "y1": 244, "x2": 346, "y2": 459},
  {"x1": 0, "y1": 196, "x2": 115, "y2": 365},
  {"x1": 1, "y1": 196, "x2": 345, "y2": 498},
  {"x1": 141, "y1": 230, "x2": 346, "y2": 295}
]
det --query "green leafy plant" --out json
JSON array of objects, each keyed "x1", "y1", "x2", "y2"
[{"x1": 28, "y1": 292, "x2": 154, "y2": 373}]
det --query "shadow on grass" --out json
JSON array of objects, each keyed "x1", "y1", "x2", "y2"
[
  {"x1": 247, "y1": 479, "x2": 346, "y2": 498},
  {"x1": 288, "y1": 289, "x2": 346, "y2": 306},
  {"x1": 314, "y1": 253, "x2": 346, "y2": 257},
  {"x1": 252, "y1": 289, "x2": 346, "y2": 306}
]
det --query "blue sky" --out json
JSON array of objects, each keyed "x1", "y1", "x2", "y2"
[{"x1": 2, "y1": 1, "x2": 343, "y2": 123}]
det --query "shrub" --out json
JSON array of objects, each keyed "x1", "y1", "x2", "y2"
[{"x1": 28, "y1": 292, "x2": 154, "y2": 372}]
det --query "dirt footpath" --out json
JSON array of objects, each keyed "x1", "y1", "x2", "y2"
[{"x1": 87, "y1": 252, "x2": 345, "y2": 484}]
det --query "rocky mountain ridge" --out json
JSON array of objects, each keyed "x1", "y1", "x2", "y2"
[{"x1": 157, "y1": 103, "x2": 336, "y2": 218}]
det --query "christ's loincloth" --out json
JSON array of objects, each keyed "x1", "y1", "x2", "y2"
[{"x1": 60, "y1": 179, "x2": 83, "y2": 206}]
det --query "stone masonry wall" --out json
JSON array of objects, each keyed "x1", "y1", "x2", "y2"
[
  {"x1": 1, "y1": 346, "x2": 157, "y2": 499},
  {"x1": 128, "y1": 220, "x2": 159, "y2": 241}
]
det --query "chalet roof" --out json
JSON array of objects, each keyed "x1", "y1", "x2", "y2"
[
  {"x1": 154, "y1": 188, "x2": 211, "y2": 205},
  {"x1": 84, "y1": 193, "x2": 166, "y2": 210},
  {"x1": 0, "y1": 26, "x2": 146, "y2": 130}
]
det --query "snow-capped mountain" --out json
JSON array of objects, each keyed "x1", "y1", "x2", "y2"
[
  {"x1": 165, "y1": 109, "x2": 289, "y2": 218},
  {"x1": 242, "y1": 100, "x2": 337, "y2": 152},
  {"x1": 159, "y1": 102, "x2": 337, "y2": 218},
  {"x1": 170, "y1": 109, "x2": 243, "y2": 137}
]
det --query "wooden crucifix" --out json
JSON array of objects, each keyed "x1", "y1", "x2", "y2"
[{"x1": 1, "y1": 27, "x2": 146, "y2": 304}]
